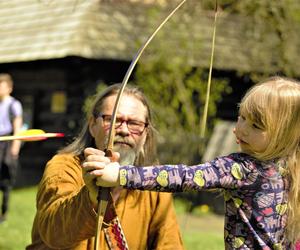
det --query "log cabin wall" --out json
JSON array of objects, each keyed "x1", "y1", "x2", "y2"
[{"x1": 0, "y1": 57, "x2": 130, "y2": 187}]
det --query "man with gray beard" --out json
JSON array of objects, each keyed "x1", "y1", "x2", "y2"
[{"x1": 27, "y1": 84, "x2": 184, "y2": 250}]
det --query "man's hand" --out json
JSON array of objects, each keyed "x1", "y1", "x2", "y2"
[{"x1": 82, "y1": 147, "x2": 110, "y2": 206}]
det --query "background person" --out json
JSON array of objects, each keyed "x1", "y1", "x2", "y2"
[{"x1": 0, "y1": 73, "x2": 23, "y2": 223}]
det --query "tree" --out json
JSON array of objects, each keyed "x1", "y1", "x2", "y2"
[
  {"x1": 202, "y1": 0, "x2": 300, "y2": 78},
  {"x1": 132, "y1": 5, "x2": 231, "y2": 164}
]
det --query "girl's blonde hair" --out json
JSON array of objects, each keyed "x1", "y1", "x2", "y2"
[{"x1": 239, "y1": 76, "x2": 300, "y2": 243}]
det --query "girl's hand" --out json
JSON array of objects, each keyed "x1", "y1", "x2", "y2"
[{"x1": 96, "y1": 162, "x2": 121, "y2": 187}]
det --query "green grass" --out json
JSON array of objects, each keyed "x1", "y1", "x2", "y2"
[
  {"x1": 183, "y1": 231, "x2": 224, "y2": 250},
  {"x1": 174, "y1": 198, "x2": 224, "y2": 250},
  {"x1": 0, "y1": 187, "x2": 224, "y2": 250},
  {"x1": 0, "y1": 186, "x2": 37, "y2": 250}
]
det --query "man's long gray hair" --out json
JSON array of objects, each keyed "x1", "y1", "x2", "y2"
[{"x1": 59, "y1": 83, "x2": 158, "y2": 165}]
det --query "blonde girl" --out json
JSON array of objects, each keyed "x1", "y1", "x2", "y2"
[{"x1": 84, "y1": 76, "x2": 300, "y2": 249}]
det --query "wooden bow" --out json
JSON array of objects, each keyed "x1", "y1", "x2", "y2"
[{"x1": 93, "y1": 1, "x2": 187, "y2": 250}]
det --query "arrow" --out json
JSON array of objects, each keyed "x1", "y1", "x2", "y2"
[{"x1": 0, "y1": 129, "x2": 64, "y2": 141}]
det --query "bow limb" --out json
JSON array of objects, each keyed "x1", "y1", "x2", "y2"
[
  {"x1": 94, "y1": 1, "x2": 187, "y2": 249},
  {"x1": 200, "y1": 0, "x2": 218, "y2": 139},
  {"x1": 105, "y1": 0, "x2": 187, "y2": 152}
]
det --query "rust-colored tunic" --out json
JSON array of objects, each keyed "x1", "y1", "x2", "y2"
[{"x1": 26, "y1": 154, "x2": 184, "y2": 250}]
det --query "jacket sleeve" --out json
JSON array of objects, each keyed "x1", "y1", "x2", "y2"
[
  {"x1": 148, "y1": 192, "x2": 184, "y2": 250},
  {"x1": 120, "y1": 154, "x2": 259, "y2": 192},
  {"x1": 35, "y1": 154, "x2": 98, "y2": 248}
]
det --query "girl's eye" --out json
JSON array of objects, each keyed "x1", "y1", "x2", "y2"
[{"x1": 252, "y1": 123, "x2": 261, "y2": 129}]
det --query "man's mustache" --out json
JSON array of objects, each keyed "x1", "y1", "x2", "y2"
[{"x1": 113, "y1": 136, "x2": 134, "y2": 148}]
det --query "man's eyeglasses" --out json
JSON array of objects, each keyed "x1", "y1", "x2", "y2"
[{"x1": 96, "y1": 113, "x2": 148, "y2": 135}]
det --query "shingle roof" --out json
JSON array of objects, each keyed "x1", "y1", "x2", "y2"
[
  {"x1": 0, "y1": 0, "x2": 142, "y2": 62},
  {"x1": 0, "y1": 0, "x2": 299, "y2": 75}
]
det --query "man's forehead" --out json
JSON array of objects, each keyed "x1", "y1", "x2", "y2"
[{"x1": 102, "y1": 94, "x2": 147, "y2": 117}]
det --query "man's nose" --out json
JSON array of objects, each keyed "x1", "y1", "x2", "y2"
[{"x1": 116, "y1": 121, "x2": 130, "y2": 134}]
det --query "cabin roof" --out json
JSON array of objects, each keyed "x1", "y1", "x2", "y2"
[{"x1": 0, "y1": 0, "x2": 299, "y2": 74}]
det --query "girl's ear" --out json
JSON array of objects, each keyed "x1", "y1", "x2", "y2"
[{"x1": 88, "y1": 117, "x2": 97, "y2": 138}]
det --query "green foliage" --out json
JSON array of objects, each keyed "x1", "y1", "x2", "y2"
[
  {"x1": 135, "y1": 58, "x2": 230, "y2": 163},
  {"x1": 202, "y1": 0, "x2": 300, "y2": 78},
  {"x1": 132, "y1": 9, "x2": 231, "y2": 164},
  {"x1": 231, "y1": 0, "x2": 299, "y2": 77}
]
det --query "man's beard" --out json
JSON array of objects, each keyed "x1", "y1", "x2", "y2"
[
  {"x1": 114, "y1": 144, "x2": 136, "y2": 165},
  {"x1": 112, "y1": 135, "x2": 140, "y2": 165}
]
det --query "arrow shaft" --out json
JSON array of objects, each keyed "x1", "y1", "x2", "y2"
[{"x1": 0, "y1": 133, "x2": 64, "y2": 141}]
